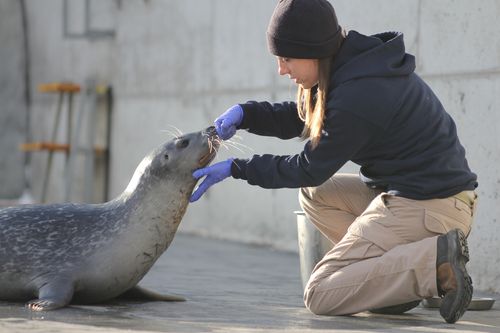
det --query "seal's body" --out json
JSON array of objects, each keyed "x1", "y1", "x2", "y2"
[{"x1": 0, "y1": 127, "x2": 219, "y2": 311}]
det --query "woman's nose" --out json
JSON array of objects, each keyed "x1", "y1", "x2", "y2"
[{"x1": 278, "y1": 60, "x2": 289, "y2": 76}]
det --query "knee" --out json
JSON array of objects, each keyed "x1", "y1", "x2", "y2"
[
  {"x1": 299, "y1": 187, "x2": 314, "y2": 208},
  {"x1": 298, "y1": 183, "x2": 327, "y2": 207},
  {"x1": 304, "y1": 281, "x2": 318, "y2": 312},
  {"x1": 304, "y1": 285, "x2": 323, "y2": 315},
  {"x1": 303, "y1": 282, "x2": 336, "y2": 316},
  {"x1": 299, "y1": 179, "x2": 341, "y2": 210}
]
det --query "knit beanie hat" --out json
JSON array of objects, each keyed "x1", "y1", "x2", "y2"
[{"x1": 267, "y1": 0, "x2": 342, "y2": 59}]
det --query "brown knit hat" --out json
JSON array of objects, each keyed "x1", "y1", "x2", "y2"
[{"x1": 267, "y1": 0, "x2": 342, "y2": 59}]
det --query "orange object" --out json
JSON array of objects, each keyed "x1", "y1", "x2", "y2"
[
  {"x1": 20, "y1": 142, "x2": 70, "y2": 153},
  {"x1": 38, "y1": 82, "x2": 81, "y2": 93},
  {"x1": 20, "y1": 142, "x2": 107, "y2": 155}
]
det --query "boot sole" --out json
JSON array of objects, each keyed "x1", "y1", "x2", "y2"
[
  {"x1": 439, "y1": 229, "x2": 473, "y2": 324},
  {"x1": 369, "y1": 300, "x2": 421, "y2": 315}
]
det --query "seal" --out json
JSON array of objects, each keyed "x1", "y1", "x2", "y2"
[{"x1": 0, "y1": 126, "x2": 220, "y2": 311}]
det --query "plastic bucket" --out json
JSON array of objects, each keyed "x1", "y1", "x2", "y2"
[{"x1": 295, "y1": 211, "x2": 333, "y2": 290}]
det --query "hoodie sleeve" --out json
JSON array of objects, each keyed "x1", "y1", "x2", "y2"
[
  {"x1": 231, "y1": 108, "x2": 380, "y2": 188},
  {"x1": 238, "y1": 101, "x2": 304, "y2": 139}
]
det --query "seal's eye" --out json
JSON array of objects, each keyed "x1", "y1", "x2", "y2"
[
  {"x1": 175, "y1": 139, "x2": 189, "y2": 149},
  {"x1": 164, "y1": 154, "x2": 169, "y2": 160}
]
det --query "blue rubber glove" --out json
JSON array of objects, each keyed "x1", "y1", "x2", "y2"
[
  {"x1": 214, "y1": 105, "x2": 243, "y2": 140},
  {"x1": 189, "y1": 159, "x2": 234, "y2": 202}
]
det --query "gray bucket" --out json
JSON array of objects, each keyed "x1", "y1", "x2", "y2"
[{"x1": 295, "y1": 211, "x2": 333, "y2": 290}]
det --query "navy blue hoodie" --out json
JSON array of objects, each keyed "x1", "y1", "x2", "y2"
[{"x1": 231, "y1": 31, "x2": 477, "y2": 200}]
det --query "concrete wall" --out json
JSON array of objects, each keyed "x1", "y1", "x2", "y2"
[
  {"x1": 0, "y1": 0, "x2": 27, "y2": 199},
  {"x1": 1, "y1": 0, "x2": 498, "y2": 292},
  {"x1": 22, "y1": 0, "x2": 116, "y2": 204}
]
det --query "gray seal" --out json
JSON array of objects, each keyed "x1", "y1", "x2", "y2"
[{"x1": 0, "y1": 126, "x2": 219, "y2": 311}]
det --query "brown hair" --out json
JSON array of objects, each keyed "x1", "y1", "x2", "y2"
[
  {"x1": 297, "y1": 31, "x2": 345, "y2": 149},
  {"x1": 296, "y1": 57, "x2": 332, "y2": 149}
]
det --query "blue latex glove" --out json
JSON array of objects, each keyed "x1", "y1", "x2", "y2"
[
  {"x1": 190, "y1": 159, "x2": 234, "y2": 202},
  {"x1": 214, "y1": 105, "x2": 243, "y2": 140}
]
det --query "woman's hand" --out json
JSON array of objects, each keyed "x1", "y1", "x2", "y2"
[
  {"x1": 214, "y1": 105, "x2": 243, "y2": 140},
  {"x1": 189, "y1": 159, "x2": 234, "y2": 202}
]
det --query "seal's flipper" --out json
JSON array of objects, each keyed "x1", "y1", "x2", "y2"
[
  {"x1": 26, "y1": 279, "x2": 74, "y2": 311},
  {"x1": 117, "y1": 285, "x2": 186, "y2": 302},
  {"x1": 26, "y1": 299, "x2": 68, "y2": 311}
]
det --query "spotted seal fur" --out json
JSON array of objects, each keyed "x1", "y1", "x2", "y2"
[{"x1": 0, "y1": 126, "x2": 219, "y2": 311}]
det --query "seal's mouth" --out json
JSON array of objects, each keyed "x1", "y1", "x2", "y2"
[
  {"x1": 198, "y1": 126, "x2": 220, "y2": 167},
  {"x1": 198, "y1": 150, "x2": 217, "y2": 167}
]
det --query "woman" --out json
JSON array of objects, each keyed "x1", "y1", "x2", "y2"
[{"x1": 190, "y1": 0, "x2": 477, "y2": 324}]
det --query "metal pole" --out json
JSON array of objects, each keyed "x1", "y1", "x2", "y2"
[
  {"x1": 84, "y1": 81, "x2": 97, "y2": 202},
  {"x1": 64, "y1": 92, "x2": 74, "y2": 202},
  {"x1": 41, "y1": 92, "x2": 64, "y2": 203}
]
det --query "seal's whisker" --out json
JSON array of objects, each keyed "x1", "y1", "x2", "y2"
[
  {"x1": 220, "y1": 141, "x2": 246, "y2": 154},
  {"x1": 224, "y1": 140, "x2": 254, "y2": 153},
  {"x1": 162, "y1": 125, "x2": 184, "y2": 138},
  {"x1": 218, "y1": 144, "x2": 231, "y2": 152},
  {"x1": 230, "y1": 134, "x2": 244, "y2": 141},
  {"x1": 210, "y1": 139, "x2": 231, "y2": 152},
  {"x1": 208, "y1": 140, "x2": 215, "y2": 153},
  {"x1": 160, "y1": 129, "x2": 181, "y2": 139},
  {"x1": 207, "y1": 139, "x2": 220, "y2": 154},
  {"x1": 168, "y1": 125, "x2": 184, "y2": 136},
  {"x1": 226, "y1": 139, "x2": 252, "y2": 149}
]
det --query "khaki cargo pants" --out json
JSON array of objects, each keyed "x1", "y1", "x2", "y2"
[{"x1": 299, "y1": 173, "x2": 477, "y2": 315}]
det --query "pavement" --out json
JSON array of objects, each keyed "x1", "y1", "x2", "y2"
[{"x1": 0, "y1": 233, "x2": 499, "y2": 333}]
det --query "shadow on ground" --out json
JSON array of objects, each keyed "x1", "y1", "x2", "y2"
[{"x1": 1, "y1": 234, "x2": 499, "y2": 333}]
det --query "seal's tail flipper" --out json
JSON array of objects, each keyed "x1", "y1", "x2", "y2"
[{"x1": 117, "y1": 285, "x2": 186, "y2": 302}]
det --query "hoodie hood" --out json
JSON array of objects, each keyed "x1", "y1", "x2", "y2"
[{"x1": 330, "y1": 31, "x2": 416, "y2": 87}]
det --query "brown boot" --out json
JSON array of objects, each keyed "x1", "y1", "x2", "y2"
[{"x1": 436, "y1": 229, "x2": 473, "y2": 323}]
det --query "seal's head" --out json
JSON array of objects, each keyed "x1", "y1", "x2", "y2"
[
  {"x1": 124, "y1": 126, "x2": 220, "y2": 197},
  {"x1": 156, "y1": 125, "x2": 219, "y2": 175}
]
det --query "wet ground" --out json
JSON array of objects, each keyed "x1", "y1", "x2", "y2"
[{"x1": 0, "y1": 233, "x2": 499, "y2": 333}]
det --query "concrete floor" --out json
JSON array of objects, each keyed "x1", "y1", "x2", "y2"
[{"x1": 0, "y1": 233, "x2": 499, "y2": 333}]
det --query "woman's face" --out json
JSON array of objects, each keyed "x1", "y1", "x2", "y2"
[{"x1": 277, "y1": 57, "x2": 319, "y2": 89}]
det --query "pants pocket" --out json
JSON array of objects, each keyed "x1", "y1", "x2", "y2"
[{"x1": 424, "y1": 208, "x2": 472, "y2": 237}]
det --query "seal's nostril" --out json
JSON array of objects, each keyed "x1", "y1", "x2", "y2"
[{"x1": 205, "y1": 126, "x2": 217, "y2": 137}]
